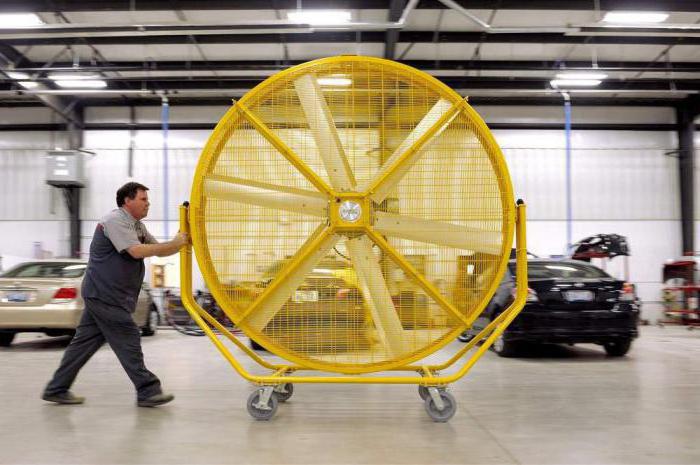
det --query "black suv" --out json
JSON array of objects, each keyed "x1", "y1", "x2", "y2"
[{"x1": 459, "y1": 259, "x2": 640, "y2": 357}]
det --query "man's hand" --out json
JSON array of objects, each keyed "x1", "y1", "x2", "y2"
[
  {"x1": 172, "y1": 232, "x2": 189, "y2": 248},
  {"x1": 128, "y1": 231, "x2": 189, "y2": 259}
]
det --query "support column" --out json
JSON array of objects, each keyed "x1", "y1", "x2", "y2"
[
  {"x1": 66, "y1": 106, "x2": 84, "y2": 258},
  {"x1": 62, "y1": 187, "x2": 81, "y2": 259},
  {"x1": 676, "y1": 96, "x2": 700, "y2": 255}
]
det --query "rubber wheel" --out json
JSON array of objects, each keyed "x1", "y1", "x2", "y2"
[
  {"x1": 418, "y1": 385, "x2": 445, "y2": 401},
  {"x1": 0, "y1": 331, "x2": 16, "y2": 347},
  {"x1": 141, "y1": 304, "x2": 159, "y2": 336},
  {"x1": 246, "y1": 389, "x2": 279, "y2": 421},
  {"x1": 457, "y1": 331, "x2": 473, "y2": 343},
  {"x1": 274, "y1": 383, "x2": 294, "y2": 402},
  {"x1": 491, "y1": 334, "x2": 520, "y2": 357},
  {"x1": 603, "y1": 338, "x2": 632, "y2": 357},
  {"x1": 424, "y1": 390, "x2": 457, "y2": 422}
]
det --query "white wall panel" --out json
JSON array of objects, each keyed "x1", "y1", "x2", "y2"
[
  {"x1": 0, "y1": 221, "x2": 69, "y2": 266},
  {"x1": 0, "y1": 149, "x2": 67, "y2": 220},
  {"x1": 477, "y1": 106, "x2": 676, "y2": 125},
  {"x1": 502, "y1": 147, "x2": 567, "y2": 220},
  {"x1": 572, "y1": 148, "x2": 678, "y2": 220},
  {"x1": 0, "y1": 119, "x2": 683, "y2": 321}
]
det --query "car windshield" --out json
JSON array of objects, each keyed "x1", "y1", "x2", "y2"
[{"x1": 1, "y1": 262, "x2": 87, "y2": 279}]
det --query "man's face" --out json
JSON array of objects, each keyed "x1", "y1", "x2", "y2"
[{"x1": 124, "y1": 189, "x2": 150, "y2": 220}]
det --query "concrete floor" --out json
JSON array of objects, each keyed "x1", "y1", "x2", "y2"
[{"x1": 1, "y1": 326, "x2": 699, "y2": 465}]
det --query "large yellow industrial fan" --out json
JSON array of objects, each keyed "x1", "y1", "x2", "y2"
[{"x1": 180, "y1": 56, "x2": 528, "y2": 422}]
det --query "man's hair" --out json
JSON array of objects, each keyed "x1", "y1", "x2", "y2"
[{"x1": 116, "y1": 182, "x2": 149, "y2": 207}]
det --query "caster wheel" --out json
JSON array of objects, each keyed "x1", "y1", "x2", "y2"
[
  {"x1": 418, "y1": 385, "x2": 445, "y2": 401},
  {"x1": 424, "y1": 390, "x2": 457, "y2": 422},
  {"x1": 247, "y1": 388, "x2": 279, "y2": 421},
  {"x1": 274, "y1": 383, "x2": 294, "y2": 402}
]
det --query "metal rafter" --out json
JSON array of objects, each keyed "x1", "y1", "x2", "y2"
[
  {"x1": 1, "y1": 1, "x2": 699, "y2": 12},
  {"x1": 5, "y1": 31, "x2": 700, "y2": 45}
]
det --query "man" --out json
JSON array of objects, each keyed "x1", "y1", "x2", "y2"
[{"x1": 42, "y1": 182, "x2": 188, "y2": 407}]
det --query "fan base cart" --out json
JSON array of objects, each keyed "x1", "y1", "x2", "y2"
[{"x1": 178, "y1": 201, "x2": 528, "y2": 422}]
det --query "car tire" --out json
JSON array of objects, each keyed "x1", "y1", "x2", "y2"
[
  {"x1": 141, "y1": 304, "x2": 160, "y2": 337},
  {"x1": 603, "y1": 338, "x2": 631, "y2": 357},
  {"x1": 491, "y1": 333, "x2": 520, "y2": 357},
  {"x1": 0, "y1": 331, "x2": 16, "y2": 347}
]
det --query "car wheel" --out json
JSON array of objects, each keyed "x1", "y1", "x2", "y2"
[
  {"x1": 603, "y1": 338, "x2": 631, "y2": 357},
  {"x1": 141, "y1": 304, "x2": 160, "y2": 337},
  {"x1": 491, "y1": 333, "x2": 520, "y2": 357},
  {"x1": 0, "y1": 331, "x2": 16, "y2": 347}
]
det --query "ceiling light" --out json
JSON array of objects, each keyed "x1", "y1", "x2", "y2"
[
  {"x1": 603, "y1": 11, "x2": 669, "y2": 23},
  {"x1": 287, "y1": 10, "x2": 351, "y2": 25},
  {"x1": 5, "y1": 72, "x2": 38, "y2": 89},
  {"x1": 550, "y1": 79, "x2": 602, "y2": 87},
  {"x1": 49, "y1": 73, "x2": 100, "y2": 81},
  {"x1": 0, "y1": 13, "x2": 44, "y2": 27},
  {"x1": 317, "y1": 77, "x2": 352, "y2": 86},
  {"x1": 556, "y1": 72, "x2": 608, "y2": 80},
  {"x1": 54, "y1": 79, "x2": 108, "y2": 89},
  {"x1": 7, "y1": 72, "x2": 29, "y2": 80}
]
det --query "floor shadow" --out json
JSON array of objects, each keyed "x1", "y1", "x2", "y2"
[
  {"x1": 1, "y1": 335, "x2": 72, "y2": 351},
  {"x1": 513, "y1": 342, "x2": 631, "y2": 363}
]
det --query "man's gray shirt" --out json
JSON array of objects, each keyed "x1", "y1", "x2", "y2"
[{"x1": 82, "y1": 208, "x2": 157, "y2": 312}]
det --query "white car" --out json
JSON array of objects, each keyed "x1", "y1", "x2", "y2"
[{"x1": 0, "y1": 259, "x2": 159, "y2": 346}]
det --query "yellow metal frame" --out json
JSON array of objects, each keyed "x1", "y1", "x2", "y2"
[
  {"x1": 189, "y1": 56, "x2": 518, "y2": 374},
  {"x1": 179, "y1": 200, "x2": 527, "y2": 387}
]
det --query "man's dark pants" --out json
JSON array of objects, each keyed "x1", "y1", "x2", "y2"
[{"x1": 44, "y1": 297, "x2": 162, "y2": 401}]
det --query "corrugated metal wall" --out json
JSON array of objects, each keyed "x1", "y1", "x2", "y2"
[{"x1": 0, "y1": 125, "x2": 687, "y2": 321}]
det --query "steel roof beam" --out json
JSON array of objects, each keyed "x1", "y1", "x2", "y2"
[
  {"x1": 5, "y1": 31, "x2": 700, "y2": 46},
  {"x1": 12, "y1": 59, "x2": 700, "y2": 73},
  {"x1": 1, "y1": 1, "x2": 699, "y2": 12}
]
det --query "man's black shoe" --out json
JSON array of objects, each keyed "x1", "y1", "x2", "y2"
[
  {"x1": 137, "y1": 393, "x2": 174, "y2": 408},
  {"x1": 42, "y1": 391, "x2": 85, "y2": 405}
]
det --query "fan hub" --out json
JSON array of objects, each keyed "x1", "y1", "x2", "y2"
[
  {"x1": 339, "y1": 200, "x2": 362, "y2": 222},
  {"x1": 330, "y1": 195, "x2": 371, "y2": 232}
]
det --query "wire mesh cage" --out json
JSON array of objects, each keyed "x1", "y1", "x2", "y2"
[{"x1": 182, "y1": 56, "x2": 527, "y2": 421}]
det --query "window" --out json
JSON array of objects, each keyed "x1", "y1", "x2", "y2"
[
  {"x1": 530, "y1": 262, "x2": 609, "y2": 279},
  {"x1": 509, "y1": 261, "x2": 610, "y2": 279},
  {"x1": 2, "y1": 262, "x2": 87, "y2": 278}
]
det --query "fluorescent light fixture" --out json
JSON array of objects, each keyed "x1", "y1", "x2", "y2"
[
  {"x1": 287, "y1": 10, "x2": 351, "y2": 25},
  {"x1": 556, "y1": 72, "x2": 608, "y2": 80},
  {"x1": 54, "y1": 79, "x2": 108, "y2": 88},
  {"x1": 7, "y1": 72, "x2": 29, "y2": 80},
  {"x1": 6, "y1": 71, "x2": 38, "y2": 89},
  {"x1": 317, "y1": 77, "x2": 352, "y2": 86},
  {"x1": 18, "y1": 81, "x2": 38, "y2": 89},
  {"x1": 550, "y1": 79, "x2": 602, "y2": 87},
  {"x1": 49, "y1": 73, "x2": 100, "y2": 81},
  {"x1": 0, "y1": 13, "x2": 44, "y2": 27},
  {"x1": 603, "y1": 11, "x2": 669, "y2": 23}
]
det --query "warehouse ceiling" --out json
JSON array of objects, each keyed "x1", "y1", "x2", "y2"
[{"x1": 0, "y1": 0, "x2": 699, "y2": 112}]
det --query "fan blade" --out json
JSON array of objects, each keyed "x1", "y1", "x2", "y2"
[
  {"x1": 346, "y1": 236, "x2": 407, "y2": 358},
  {"x1": 204, "y1": 175, "x2": 327, "y2": 217},
  {"x1": 364, "y1": 99, "x2": 459, "y2": 203},
  {"x1": 374, "y1": 212, "x2": 502, "y2": 255},
  {"x1": 294, "y1": 74, "x2": 356, "y2": 190},
  {"x1": 243, "y1": 227, "x2": 341, "y2": 332}
]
